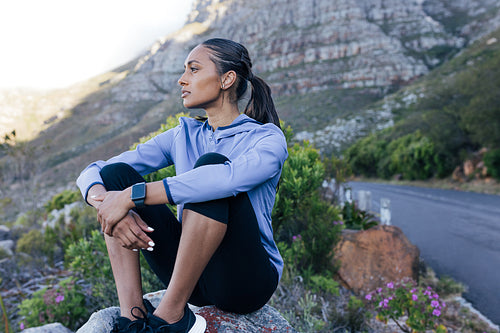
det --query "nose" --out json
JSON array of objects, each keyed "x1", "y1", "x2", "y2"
[{"x1": 178, "y1": 72, "x2": 187, "y2": 86}]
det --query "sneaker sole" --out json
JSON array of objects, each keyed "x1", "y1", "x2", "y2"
[{"x1": 188, "y1": 314, "x2": 206, "y2": 333}]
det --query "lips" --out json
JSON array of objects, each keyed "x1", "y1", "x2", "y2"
[{"x1": 181, "y1": 90, "x2": 190, "y2": 98}]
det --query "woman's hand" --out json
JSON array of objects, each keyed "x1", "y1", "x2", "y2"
[
  {"x1": 93, "y1": 190, "x2": 133, "y2": 235},
  {"x1": 109, "y1": 211, "x2": 155, "y2": 251}
]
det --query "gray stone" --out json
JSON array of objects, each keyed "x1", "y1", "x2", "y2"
[
  {"x1": 0, "y1": 225, "x2": 9, "y2": 240},
  {"x1": 0, "y1": 239, "x2": 14, "y2": 256},
  {"x1": 22, "y1": 323, "x2": 73, "y2": 333},
  {"x1": 76, "y1": 290, "x2": 297, "y2": 333},
  {"x1": 76, "y1": 307, "x2": 120, "y2": 333}
]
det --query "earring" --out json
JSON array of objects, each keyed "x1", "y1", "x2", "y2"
[{"x1": 221, "y1": 83, "x2": 225, "y2": 89}]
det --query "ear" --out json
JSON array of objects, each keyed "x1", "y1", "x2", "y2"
[{"x1": 221, "y1": 70, "x2": 237, "y2": 90}]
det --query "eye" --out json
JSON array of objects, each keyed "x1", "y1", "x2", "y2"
[{"x1": 190, "y1": 67, "x2": 199, "y2": 73}]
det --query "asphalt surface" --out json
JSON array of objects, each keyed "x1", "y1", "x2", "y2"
[{"x1": 347, "y1": 181, "x2": 500, "y2": 325}]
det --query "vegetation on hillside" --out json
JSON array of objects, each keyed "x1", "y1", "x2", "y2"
[{"x1": 344, "y1": 30, "x2": 500, "y2": 181}]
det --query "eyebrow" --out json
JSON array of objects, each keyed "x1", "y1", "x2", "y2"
[{"x1": 184, "y1": 60, "x2": 202, "y2": 67}]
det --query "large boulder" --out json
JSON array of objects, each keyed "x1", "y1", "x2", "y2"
[
  {"x1": 0, "y1": 239, "x2": 14, "y2": 256},
  {"x1": 22, "y1": 323, "x2": 73, "y2": 333},
  {"x1": 333, "y1": 225, "x2": 420, "y2": 294},
  {"x1": 0, "y1": 225, "x2": 10, "y2": 240},
  {"x1": 76, "y1": 290, "x2": 297, "y2": 333}
]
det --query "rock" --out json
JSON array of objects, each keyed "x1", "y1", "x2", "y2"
[
  {"x1": 452, "y1": 166, "x2": 465, "y2": 182},
  {"x1": 0, "y1": 239, "x2": 14, "y2": 256},
  {"x1": 0, "y1": 225, "x2": 10, "y2": 240},
  {"x1": 76, "y1": 290, "x2": 297, "y2": 333},
  {"x1": 22, "y1": 323, "x2": 73, "y2": 333},
  {"x1": 76, "y1": 307, "x2": 119, "y2": 333},
  {"x1": 333, "y1": 225, "x2": 420, "y2": 294},
  {"x1": 463, "y1": 160, "x2": 475, "y2": 177}
]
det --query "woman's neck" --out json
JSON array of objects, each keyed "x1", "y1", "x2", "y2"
[{"x1": 206, "y1": 106, "x2": 240, "y2": 131}]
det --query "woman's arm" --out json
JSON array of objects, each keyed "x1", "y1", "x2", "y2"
[{"x1": 92, "y1": 181, "x2": 169, "y2": 235}]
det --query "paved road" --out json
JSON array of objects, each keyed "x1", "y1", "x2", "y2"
[{"x1": 347, "y1": 181, "x2": 500, "y2": 325}]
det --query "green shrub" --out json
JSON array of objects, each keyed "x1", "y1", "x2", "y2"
[
  {"x1": 344, "y1": 135, "x2": 388, "y2": 178},
  {"x1": 65, "y1": 230, "x2": 118, "y2": 308},
  {"x1": 386, "y1": 131, "x2": 437, "y2": 180},
  {"x1": 341, "y1": 201, "x2": 378, "y2": 230},
  {"x1": 272, "y1": 136, "x2": 343, "y2": 275},
  {"x1": 16, "y1": 229, "x2": 55, "y2": 263},
  {"x1": 272, "y1": 141, "x2": 326, "y2": 240},
  {"x1": 65, "y1": 230, "x2": 164, "y2": 310},
  {"x1": 18, "y1": 278, "x2": 88, "y2": 330},
  {"x1": 44, "y1": 190, "x2": 81, "y2": 212},
  {"x1": 484, "y1": 148, "x2": 500, "y2": 180}
]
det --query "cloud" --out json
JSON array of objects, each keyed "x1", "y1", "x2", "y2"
[{"x1": 0, "y1": 0, "x2": 193, "y2": 89}]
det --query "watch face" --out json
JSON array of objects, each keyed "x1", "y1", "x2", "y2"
[{"x1": 132, "y1": 182, "x2": 146, "y2": 199}]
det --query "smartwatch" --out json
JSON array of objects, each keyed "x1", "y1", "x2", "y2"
[{"x1": 131, "y1": 182, "x2": 146, "y2": 208}]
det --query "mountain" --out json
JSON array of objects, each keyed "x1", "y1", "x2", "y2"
[{"x1": 1, "y1": 0, "x2": 499, "y2": 212}]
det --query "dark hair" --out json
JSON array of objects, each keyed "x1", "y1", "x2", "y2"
[{"x1": 201, "y1": 38, "x2": 281, "y2": 128}]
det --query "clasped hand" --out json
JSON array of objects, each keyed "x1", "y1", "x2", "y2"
[{"x1": 92, "y1": 191, "x2": 154, "y2": 251}]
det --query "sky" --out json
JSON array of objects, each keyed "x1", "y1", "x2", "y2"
[{"x1": 0, "y1": 0, "x2": 194, "y2": 90}]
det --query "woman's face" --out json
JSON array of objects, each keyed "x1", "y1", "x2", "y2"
[{"x1": 178, "y1": 45, "x2": 222, "y2": 110}]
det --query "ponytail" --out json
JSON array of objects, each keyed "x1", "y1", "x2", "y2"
[
  {"x1": 201, "y1": 38, "x2": 281, "y2": 129},
  {"x1": 245, "y1": 75, "x2": 281, "y2": 129}
]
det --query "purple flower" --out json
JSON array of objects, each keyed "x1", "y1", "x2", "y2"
[
  {"x1": 387, "y1": 282, "x2": 394, "y2": 289},
  {"x1": 410, "y1": 288, "x2": 417, "y2": 293},
  {"x1": 292, "y1": 235, "x2": 302, "y2": 242},
  {"x1": 432, "y1": 309, "x2": 441, "y2": 317},
  {"x1": 431, "y1": 300, "x2": 440, "y2": 308},
  {"x1": 423, "y1": 290, "x2": 432, "y2": 296},
  {"x1": 383, "y1": 299, "x2": 389, "y2": 308},
  {"x1": 365, "y1": 294, "x2": 372, "y2": 301},
  {"x1": 432, "y1": 293, "x2": 439, "y2": 299},
  {"x1": 20, "y1": 322, "x2": 25, "y2": 330},
  {"x1": 412, "y1": 294, "x2": 418, "y2": 301},
  {"x1": 377, "y1": 288, "x2": 382, "y2": 293},
  {"x1": 55, "y1": 294, "x2": 65, "y2": 303}
]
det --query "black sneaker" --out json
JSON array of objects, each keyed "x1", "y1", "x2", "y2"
[
  {"x1": 111, "y1": 300, "x2": 155, "y2": 333},
  {"x1": 147, "y1": 304, "x2": 206, "y2": 333}
]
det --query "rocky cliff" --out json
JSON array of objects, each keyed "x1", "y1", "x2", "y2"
[{"x1": 1, "y1": 0, "x2": 500, "y2": 200}]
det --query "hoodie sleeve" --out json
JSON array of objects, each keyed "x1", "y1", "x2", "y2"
[
  {"x1": 164, "y1": 128, "x2": 288, "y2": 205},
  {"x1": 76, "y1": 127, "x2": 178, "y2": 203}
]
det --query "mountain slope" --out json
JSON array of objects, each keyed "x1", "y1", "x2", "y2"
[{"x1": 1, "y1": 0, "x2": 499, "y2": 207}]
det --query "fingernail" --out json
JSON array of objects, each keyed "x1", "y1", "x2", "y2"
[
  {"x1": 90, "y1": 195, "x2": 97, "y2": 198},
  {"x1": 147, "y1": 227, "x2": 154, "y2": 231},
  {"x1": 132, "y1": 249, "x2": 138, "y2": 252},
  {"x1": 148, "y1": 241, "x2": 155, "y2": 247},
  {"x1": 147, "y1": 247, "x2": 154, "y2": 251}
]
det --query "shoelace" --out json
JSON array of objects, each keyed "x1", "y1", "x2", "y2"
[{"x1": 129, "y1": 306, "x2": 154, "y2": 333}]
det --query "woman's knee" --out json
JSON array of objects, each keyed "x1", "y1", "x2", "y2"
[
  {"x1": 193, "y1": 153, "x2": 229, "y2": 168},
  {"x1": 100, "y1": 162, "x2": 144, "y2": 191}
]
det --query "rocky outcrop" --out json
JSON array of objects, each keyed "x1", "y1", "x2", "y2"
[
  {"x1": 2, "y1": 0, "x2": 500, "y2": 198},
  {"x1": 333, "y1": 225, "x2": 420, "y2": 294},
  {"x1": 22, "y1": 290, "x2": 297, "y2": 333},
  {"x1": 22, "y1": 323, "x2": 73, "y2": 333}
]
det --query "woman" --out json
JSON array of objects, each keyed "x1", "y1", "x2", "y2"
[{"x1": 76, "y1": 38, "x2": 288, "y2": 333}]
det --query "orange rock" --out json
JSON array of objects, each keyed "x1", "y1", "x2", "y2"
[
  {"x1": 333, "y1": 225, "x2": 420, "y2": 294},
  {"x1": 463, "y1": 160, "x2": 475, "y2": 177}
]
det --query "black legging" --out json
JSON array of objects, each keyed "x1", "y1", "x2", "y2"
[{"x1": 99, "y1": 153, "x2": 278, "y2": 314}]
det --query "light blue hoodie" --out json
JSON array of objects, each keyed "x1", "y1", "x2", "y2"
[{"x1": 76, "y1": 114, "x2": 288, "y2": 279}]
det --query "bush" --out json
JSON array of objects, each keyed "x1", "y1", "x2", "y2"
[
  {"x1": 386, "y1": 131, "x2": 437, "y2": 180},
  {"x1": 18, "y1": 278, "x2": 88, "y2": 331},
  {"x1": 272, "y1": 136, "x2": 343, "y2": 274},
  {"x1": 341, "y1": 201, "x2": 378, "y2": 230},
  {"x1": 65, "y1": 230, "x2": 118, "y2": 308},
  {"x1": 484, "y1": 148, "x2": 500, "y2": 180},
  {"x1": 44, "y1": 190, "x2": 82, "y2": 212},
  {"x1": 16, "y1": 229, "x2": 55, "y2": 264},
  {"x1": 364, "y1": 278, "x2": 447, "y2": 333},
  {"x1": 65, "y1": 230, "x2": 164, "y2": 310}
]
